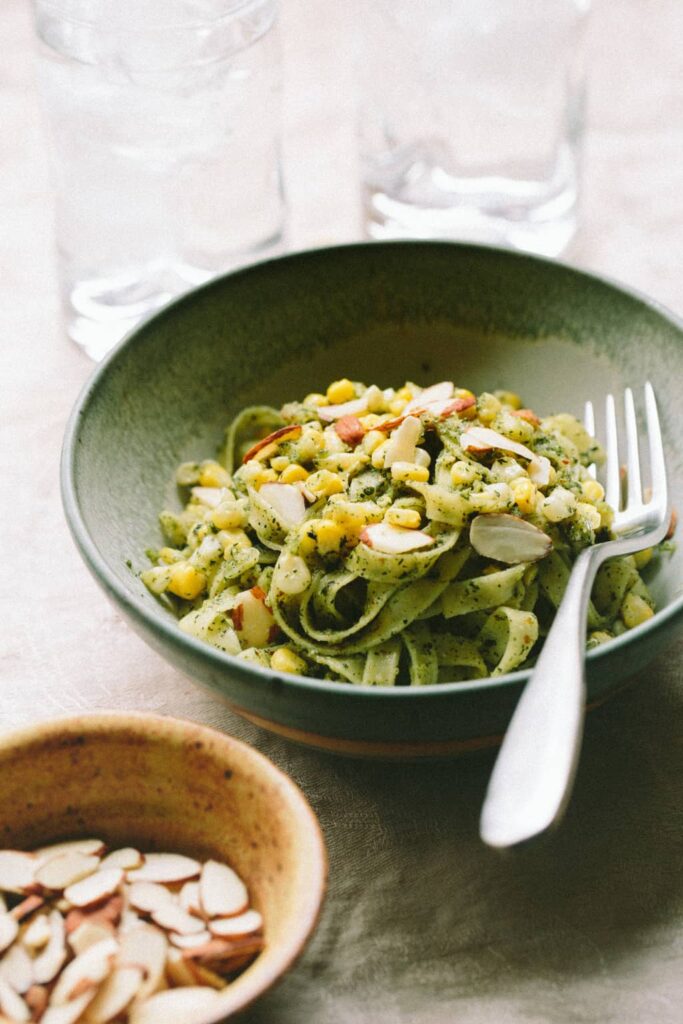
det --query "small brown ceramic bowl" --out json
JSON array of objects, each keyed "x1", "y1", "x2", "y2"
[{"x1": 0, "y1": 712, "x2": 327, "y2": 1022}]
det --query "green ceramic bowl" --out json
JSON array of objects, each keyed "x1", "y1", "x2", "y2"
[{"x1": 62, "y1": 242, "x2": 683, "y2": 758}]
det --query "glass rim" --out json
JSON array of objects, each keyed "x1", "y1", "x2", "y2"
[{"x1": 34, "y1": 0, "x2": 273, "y2": 30}]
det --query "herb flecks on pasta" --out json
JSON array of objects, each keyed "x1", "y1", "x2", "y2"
[{"x1": 142, "y1": 380, "x2": 659, "y2": 685}]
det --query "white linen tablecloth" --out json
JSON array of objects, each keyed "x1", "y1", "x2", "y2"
[{"x1": 2, "y1": 1, "x2": 682, "y2": 1021}]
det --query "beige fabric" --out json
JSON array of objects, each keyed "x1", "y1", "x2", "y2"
[{"x1": 2, "y1": 1, "x2": 682, "y2": 1021}]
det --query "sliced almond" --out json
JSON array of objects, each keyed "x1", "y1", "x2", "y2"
[
  {"x1": 151, "y1": 905, "x2": 205, "y2": 937},
  {"x1": 0, "y1": 978, "x2": 30, "y2": 1022},
  {"x1": 10, "y1": 895, "x2": 44, "y2": 923},
  {"x1": 383, "y1": 415, "x2": 422, "y2": 467},
  {"x1": 461, "y1": 426, "x2": 552, "y2": 486},
  {"x1": 50, "y1": 937, "x2": 118, "y2": 1006},
  {"x1": 98, "y1": 848, "x2": 143, "y2": 872},
  {"x1": 164, "y1": 947, "x2": 196, "y2": 988},
  {"x1": 68, "y1": 921, "x2": 115, "y2": 956},
  {"x1": 231, "y1": 588, "x2": 278, "y2": 649},
  {"x1": 118, "y1": 909, "x2": 144, "y2": 935},
  {"x1": 402, "y1": 381, "x2": 454, "y2": 415},
  {"x1": 209, "y1": 909, "x2": 263, "y2": 938},
  {"x1": 24, "y1": 985, "x2": 48, "y2": 1019},
  {"x1": 181, "y1": 935, "x2": 263, "y2": 970},
  {"x1": 189, "y1": 486, "x2": 226, "y2": 509},
  {"x1": 199, "y1": 861, "x2": 248, "y2": 919},
  {"x1": 318, "y1": 395, "x2": 368, "y2": 423},
  {"x1": 127, "y1": 855, "x2": 200, "y2": 886},
  {"x1": 83, "y1": 965, "x2": 143, "y2": 1023},
  {"x1": 178, "y1": 882, "x2": 202, "y2": 917},
  {"x1": 334, "y1": 415, "x2": 365, "y2": 447},
  {"x1": 118, "y1": 926, "x2": 167, "y2": 1001},
  {"x1": 128, "y1": 882, "x2": 176, "y2": 915},
  {"x1": 35, "y1": 853, "x2": 100, "y2": 893},
  {"x1": 32, "y1": 911, "x2": 67, "y2": 985},
  {"x1": 35, "y1": 840, "x2": 105, "y2": 862},
  {"x1": 64, "y1": 869, "x2": 123, "y2": 909},
  {"x1": 128, "y1": 986, "x2": 221, "y2": 1024},
  {"x1": 169, "y1": 930, "x2": 212, "y2": 950},
  {"x1": 185, "y1": 961, "x2": 227, "y2": 990},
  {"x1": 0, "y1": 853, "x2": 37, "y2": 895},
  {"x1": 360, "y1": 522, "x2": 435, "y2": 555},
  {"x1": 259, "y1": 482, "x2": 307, "y2": 529},
  {"x1": 241, "y1": 424, "x2": 302, "y2": 464},
  {"x1": 41, "y1": 991, "x2": 95, "y2": 1024},
  {"x1": 65, "y1": 896, "x2": 123, "y2": 935},
  {"x1": 21, "y1": 913, "x2": 51, "y2": 951},
  {"x1": 469, "y1": 513, "x2": 552, "y2": 564},
  {"x1": 0, "y1": 915, "x2": 18, "y2": 955},
  {"x1": 0, "y1": 942, "x2": 33, "y2": 994}
]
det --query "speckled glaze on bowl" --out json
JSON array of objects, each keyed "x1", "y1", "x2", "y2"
[
  {"x1": 0, "y1": 713, "x2": 327, "y2": 1021},
  {"x1": 62, "y1": 242, "x2": 683, "y2": 757}
]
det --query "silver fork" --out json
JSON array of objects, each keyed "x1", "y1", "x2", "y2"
[{"x1": 480, "y1": 383, "x2": 670, "y2": 849}]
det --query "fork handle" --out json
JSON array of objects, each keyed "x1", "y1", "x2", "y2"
[{"x1": 480, "y1": 546, "x2": 601, "y2": 848}]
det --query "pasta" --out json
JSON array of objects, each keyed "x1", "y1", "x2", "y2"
[{"x1": 141, "y1": 379, "x2": 660, "y2": 685}]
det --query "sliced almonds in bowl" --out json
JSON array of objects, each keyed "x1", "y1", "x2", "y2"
[{"x1": 0, "y1": 842, "x2": 264, "y2": 1024}]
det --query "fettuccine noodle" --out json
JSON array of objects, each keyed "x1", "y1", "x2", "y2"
[{"x1": 142, "y1": 379, "x2": 660, "y2": 685}]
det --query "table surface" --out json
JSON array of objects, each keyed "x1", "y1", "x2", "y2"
[{"x1": 2, "y1": 1, "x2": 682, "y2": 1021}]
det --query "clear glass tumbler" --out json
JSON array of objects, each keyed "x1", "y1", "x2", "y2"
[
  {"x1": 33, "y1": 0, "x2": 285, "y2": 360},
  {"x1": 358, "y1": 0, "x2": 591, "y2": 258}
]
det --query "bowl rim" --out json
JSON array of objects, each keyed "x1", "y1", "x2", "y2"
[
  {"x1": 61, "y1": 240, "x2": 683, "y2": 704},
  {"x1": 0, "y1": 710, "x2": 328, "y2": 1022}
]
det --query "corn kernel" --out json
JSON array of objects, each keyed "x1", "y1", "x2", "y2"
[
  {"x1": 494, "y1": 390, "x2": 523, "y2": 410},
  {"x1": 167, "y1": 563, "x2": 206, "y2": 600},
  {"x1": 542, "y1": 486, "x2": 577, "y2": 523},
  {"x1": 306, "y1": 469, "x2": 345, "y2": 497},
  {"x1": 297, "y1": 428, "x2": 325, "y2": 461},
  {"x1": 304, "y1": 392, "x2": 328, "y2": 407},
  {"x1": 210, "y1": 503, "x2": 246, "y2": 531},
  {"x1": 315, "y1": 519, "x2": 345, "y2": 555},
  {"x1": 469, "y1": 482, "x2": 513, "y2": 513},
  {"x1": 297, "y1": 521, "x2": 320, "y2": 558},
  {"x1": 326, "y1": 378, "x2": 355, "y2": 404},
  {"x1": 587, "y1": 630, "x2": 613, "y2": 648},
  {"x1": 364, "y1": 384, "x2": 385, "y2": 413},
  {"x1": 362, "y1": 429, "x2": 386, "y2": 455},
  {"x1": 158, "y1": 547, "x2": 184, "y2": 565},
  {"x1": 359, "y1": 414, "x2": 383, "y2": 430},
  {"x1": 575, "y1": 501, "x2": 602, "y2": 531},
  {"x1": 597, "y1": 500, "x2": 614, "y2": 530},
  {"x1": 389, "y1": 398, "x2": 407, "y2": 416},
  {"x1": 242, "y1": 460, "x2": 265, "y2": 485},
  {"x1": 450, "y1": 460, "x2": 478, "y2": 486},
  {"x1": 280, "y1": 463, "x2": 309, "y2": 484},
  {"x1": 633, "y1": 547, "x2": 653, "y2": 570},
  {"x1": 510, "y1": 476, "x2": 537, "y2": 515},
  {"x1": 271, "y1": 647, "x2": 307, "y2": 675},
  {"x1": 454, "y1": 388, "x2": 475, "y2": 402},
  {"x1": 327, "y1": 500, "x2": 383, "y2": 532},
  {"x1": 198, "y1": 461, "x2": 231, "y2": 488},
  {"x1": 217, "y1": 529, "x2": 251, "y2": 553},
  {"x1": 385, "y1": 507, "x2": 421, "y2": 529},
  {"x1": 270, "y1": 455, "x2": 290, "y2": 472},
  {"x1": 582, "y1": 478, "x2": 605, "y2": 503},
  {"x1": 621, "y1": 591, "x2": 654, "y2": 629},
  {"x1": 371, "y1": 440, "x2": 389, "y2": 469},
  {"x1": 396, "y1": 386, "x2": 414, "y2": 402},
  {"x1": 476, "y1": 392, "x2": 502, "y2": 425},
  {"x1": 390, "y1": 461, "x2": 430, "y2": 483}
]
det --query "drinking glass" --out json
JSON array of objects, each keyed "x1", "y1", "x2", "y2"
[
  {"x1": 358, "y1": 0, "x2": 591, "y2": 257},
  {"x1": 33, "y1": 0, "x2": 285, "y2": 360}
]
